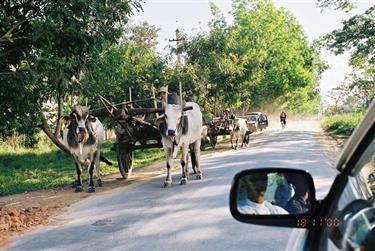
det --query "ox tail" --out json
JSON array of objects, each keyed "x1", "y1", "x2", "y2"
[
  {"x1": 100, "y1": 154, "x2": 113, "y2": 166},
  {"x1": 190, "y1": 145, "x2": 197, "y2": 174}
]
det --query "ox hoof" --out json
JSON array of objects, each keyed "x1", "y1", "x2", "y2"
[
  {"x1": 75, "y1": 186, "x2": 83, "y2": 192},
  {"x1": 164, "y1": 181, "x2": 172, "y2": 188},
  {"x1": 180, "y1": 178, "x2": 187, "y2": 185},
  {"x1": 72, "y1": 180, "x2": 79, "y2": 188},
  {"x1": 196, "y1": 174, "x2": 203, "y2": 180},
  {"x1": 97, "y1": 179, "x2": 103, "y2": 187},
  {"x1": 87, "y1": 186, "x2": 95, "y2": 193}
]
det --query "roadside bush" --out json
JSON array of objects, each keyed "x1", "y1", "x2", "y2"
[{"x1": 322, "y1": 113, "x2": 363, "y2": 137}]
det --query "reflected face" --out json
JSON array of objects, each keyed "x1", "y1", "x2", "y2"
[
  {"x1": 246, "y1": 181, "x2": 267, "y2": 203},
  {"x1": 241, "y1": 173, "x2": 268, "y2": 203},
  {"x1": 235, "y1": 170, "x2": 313, "y2": 215}
]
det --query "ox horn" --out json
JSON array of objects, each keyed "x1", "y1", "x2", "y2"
[
  {"x1": 58, "y1": 115, "x2": 70, "y2": 131},
  {"x1": 183, "y1": 106, "x2": 193, "y2": 111},
  {"x1": 154, "y1": 114, "x2": 166, "y2": 125}
]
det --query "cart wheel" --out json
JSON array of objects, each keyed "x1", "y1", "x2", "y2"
[
  {"x1": 210, "y1": 135, "x2": 217, "y2": 149},
  {"x1": 116, "y1": 146, "x2": 134, "y2": 179}
]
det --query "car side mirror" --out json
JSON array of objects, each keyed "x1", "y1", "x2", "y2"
[{"x1": 229, "y1": 168, "x2": 317, "y2": 228}]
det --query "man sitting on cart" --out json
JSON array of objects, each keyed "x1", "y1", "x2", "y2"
[
  {"x1": 222, "y1": 108, "x2": 235, "y2": 129},
  {"x1": 223, "y1": 108, "x2": 235, "y2": 120},
  {"x1": 158, "y1": 86, "x2": 168, "y2": 103},
  {"x1": 157, "y1": 86, "x2": 184, "y2": 106}
]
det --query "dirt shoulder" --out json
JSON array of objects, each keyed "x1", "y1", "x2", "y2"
[{"x1": 314, "y1": 123, "x2": 346, "y2": 168}]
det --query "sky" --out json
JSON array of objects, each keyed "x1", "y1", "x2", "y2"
[{"x1": 132, "y1": 0, "x2": 374, "y2": 101}]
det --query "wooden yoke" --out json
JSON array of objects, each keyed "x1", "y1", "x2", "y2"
[
  {"x1": 96, "y1": 94, "x2": 118, "y2": 118},
  {"x1": 91, "y1": 94, "x2": 165, "y2": 120}
]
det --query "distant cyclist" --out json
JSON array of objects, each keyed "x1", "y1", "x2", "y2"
[{"x1": 280, "y1": 111, "x2": 287, "y2": 129}]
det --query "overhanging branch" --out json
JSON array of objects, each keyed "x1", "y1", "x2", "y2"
[{"x1": 38, "y1": 113, "x2": 70, "y2": 154}]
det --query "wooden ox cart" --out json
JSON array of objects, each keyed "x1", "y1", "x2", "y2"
[
  {"x1": 201, "y1": 117, "x2": 251, "y2": 150},
  {"x1": 91, "y1": 92, "x2": 163, "y2": 179},
  {"x1": 92, "y1": 91, "x2": 197, "y2": 179},
  {"x1": 201, "y1": 118, "x2": 232, "y2": 150}
]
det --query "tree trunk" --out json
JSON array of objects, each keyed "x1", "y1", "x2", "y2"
[
  {"x1": 54, "y1": 78, "x2": 63, "y2": 137},
  {"x1": 39, "y1": 113, "x2": 70, "y2": 154}
]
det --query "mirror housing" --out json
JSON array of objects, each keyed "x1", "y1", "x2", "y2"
[{"x1": 229, "y1": 168, "x2": 318, "y2": 228}]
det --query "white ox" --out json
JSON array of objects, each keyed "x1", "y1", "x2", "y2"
[
  {"x1": 155, "y1": 94, "x2": 203, "y2": 187},
  {"x1": 200, "y1": 125, "x2": 209, "y2": 150},
  {"x1": 62, "y1": 106, "x2": 105, "y2": 193},
  {"x1": 229, "y1": 117, "x2": 248, "y2": 150}
]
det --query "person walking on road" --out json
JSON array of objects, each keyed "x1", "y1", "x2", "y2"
[{"x1": 280, "y1": 111, "x2": 287, "y2": 129}]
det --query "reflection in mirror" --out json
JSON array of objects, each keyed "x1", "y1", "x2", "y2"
[
  {"x1": 236, "y1": 171, "x2": 312, "y2": 215},
  {"x1": 345, "y1": 207, "x2": 375, "y2": 250}
]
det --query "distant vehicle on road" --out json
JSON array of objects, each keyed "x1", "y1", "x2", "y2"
[{"x1": 246, "y1": 112, "x2": 268, "y2": 132}]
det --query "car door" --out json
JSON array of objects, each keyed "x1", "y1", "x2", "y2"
[{"x1": 318, "y1": 126, "x2": 375, "y2": 251}]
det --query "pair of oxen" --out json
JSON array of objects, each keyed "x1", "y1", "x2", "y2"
[{"x1": 62, "y1": 93, "x2": 203, "y2": 192}]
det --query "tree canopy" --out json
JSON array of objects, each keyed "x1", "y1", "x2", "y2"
[
  {"x1": 81, "y1": 21, "x2": 168, "y2": 107},
  {"x1": 316, "y1": 0, "x2": 355, "y2": 12},
  {"x1": 320, "y1": 1, "x2": 374, "y2": 111},
  {"x1": 0, "y1": 0, "x2": 142, "y2": 147},
  {"x1": 1, "y1": 0, "x2": 327, "y2": 147},
  {"x1": 180, "y1": 0, "x2": 324, "y2": 116}
]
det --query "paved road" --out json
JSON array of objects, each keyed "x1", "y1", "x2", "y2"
[{"x1": 8, "y1": 121, "x2": 339, "y2": 251}]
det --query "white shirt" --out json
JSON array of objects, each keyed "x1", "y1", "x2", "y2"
[{"x1": 238, "y1": 198, "x2": 289, "y2": 215}]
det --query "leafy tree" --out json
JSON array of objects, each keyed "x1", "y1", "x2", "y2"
[
  {"x1": 181, "y1": 0, "x2": 324, "y2": 116},
  {"x1": 316, "y1": 0, "x2": 355, "y2": 12},
  {"x1": 231, "y1": 0, "x2": 321, "y2": 108},
  {"x1": 324, "y1": 6, "x2": 375, "y2": 69},
  {"x1": 347, "y1": 71, "x2": 375, "y2": 108},
  {"x1": 81, "y1": 40, "x2": 169, "y2": 110},
  {"x1": 122, "y1": 21, "x2": 161, "y2": 51},
  {"x1": 323, "y1": 78, "x2": 372, "y2": 115},
  {"x1": 321, "y1": 2, "x2": 374, "y2": 109},
  {"x1": 325, "y1": 83, "x2": 351, "y2": 114},
  {"x1": 0, "y1": 0, "x2": 141, "y2": 148},
  {"x1": 181, "y1": 3, "x2": 235, "y2": 116}
]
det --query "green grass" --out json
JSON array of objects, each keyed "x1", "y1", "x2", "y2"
[
  {"x1": 0, "y1": 133, "x2": 234, "y2": 196},
  {"x1": 322, "y1": 113, "x2": 363, "y2": 138},
  {"x1": 0, "y1": 136, "x2": 164, "y2": 196}
]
